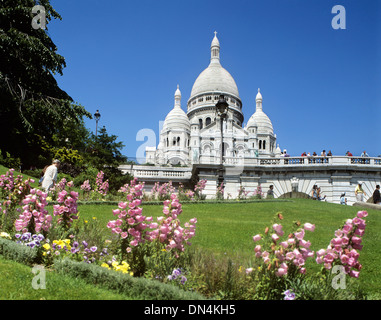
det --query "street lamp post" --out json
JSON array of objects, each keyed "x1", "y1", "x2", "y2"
[
  {"x1": 94, "y1": 109, "x2": 101, "y2": 137},
  {"x1": 215, "y1": 95, "x2": 229, "y2": 185}
]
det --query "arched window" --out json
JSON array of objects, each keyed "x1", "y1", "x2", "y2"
[
  {"x1": 177, "y1": 137, "x2": 180, "y2": 146},
  {"x1": 259, "y1": 140, "x2": 262, "y2": 150},
  {"x1": 205, "y1": 117, "x2": 211, "y2": 126},
  {"x1": 199, "y1": 119, "x2": 203, "y2": 129},
  {"x1": 263, "y1": 140, "x2": 266, "y2": 150}
]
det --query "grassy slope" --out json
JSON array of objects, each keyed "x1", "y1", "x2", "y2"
[
  {"x1": 77, "y1": 199, "x2": 381, "y2": 297},
  {"x1": 0, "y1": 165, "x2": 39, "y2": 188}
]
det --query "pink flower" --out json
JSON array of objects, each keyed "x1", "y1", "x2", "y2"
[
  {"x1": 288, "y1": 238, "x2": 296, "y2": 245},
  {"x1": 273, "y1": 224, "x2": 284, "y2": 236},
  {"x1": 271, "y1": 234, "x2": 279, "y2": 243},
  {"x1": 303, "y1": 223, "x2": 315, "y2": 232},
  {"x1": 280, "y1": 241, "x2": 289, "y2": 249},
  {"x1": 300, "y1": 239, "x2": 311, "y2": 249},
  {"x1": 349, "y1": 270, "x2": 360, "y2": 278},
  {"x1": 276, "y1": 268, "x2": 287, "y2": 277},
  {"x1": 285, "y1": 252, "x2": 294, "y2": 261},
  {"x1": 294, "y1": 229, "x2": 305, "y2": 240},
  {"x1": 342, "y1": 224, "x2": 353, "y2": 234},
  {"x1": 253, "y1": 234, "x2": 261, "y2": 242},
  {"x1": 351, "y1": 236, "x2": 362, "y2": 245},
  {"x1": 354, "y1": 228, "x2": 365, "y2": 237},
  {"x1": 357, "y1": 211, "x2": 368, "y2": 218},
  {"x1": 245, "y1": 268, "x2": 253, "y2": 275},
  {"x1": 340, "y1": 254, "x2": 349, "y2": 264}
]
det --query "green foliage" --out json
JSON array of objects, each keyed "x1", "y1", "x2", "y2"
[
  {"x1": 85, "y1": 126, "x2": 127, "y2": 170},
  {"x1": 0, "y1": 149, "x2": 21, "y2": 169}
]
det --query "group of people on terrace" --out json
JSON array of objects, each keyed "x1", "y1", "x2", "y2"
[{"x1": 298, "y1": 150, "x2": 372, "y2": 158}]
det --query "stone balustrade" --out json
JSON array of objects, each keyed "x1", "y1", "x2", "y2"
[{"x1": 220, "y1": 156, "x2": 381, "y2": 167}]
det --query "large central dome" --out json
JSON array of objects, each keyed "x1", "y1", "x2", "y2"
[{"x1": 190, "y1": 32, "x2": 240, "y2": 99}]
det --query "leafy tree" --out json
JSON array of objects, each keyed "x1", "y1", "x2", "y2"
[
  {"x1": 86, "y1": 126, "x2": 127, "y2": 170},
  {"x1": 0, "y1": 0, "x2": 91, "y2": 168},
  {"x1": 84, "y1": 126, "x2": 131, "y2": 193}
]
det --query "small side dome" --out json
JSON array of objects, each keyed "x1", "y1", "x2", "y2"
[
  {"x1": 163, "y1": 85, "x2": 190, "y2": 131},
  {"x1": 246, "y1": 114, "x2": 258, "y2": 129}
]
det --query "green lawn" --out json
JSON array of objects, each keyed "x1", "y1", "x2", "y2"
[
  {"x1": 0, "y1": 255, "x2": 134, "y2": 300},
  {"x1": 76, "y1": 199, "x2": 381, "y2": 298}
]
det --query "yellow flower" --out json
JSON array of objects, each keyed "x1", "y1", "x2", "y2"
[
  {"x1": 92, "y1": 217, "x2": 97, "y2": 220},
  {"x1": 84, "y1": 220, "x2": 88, "y2": 224},
  {"x1": 238, "y1": 266, "x2": 243, "y2": 273},
  {"x1": 0, "y1": 232, "x2": 11, "y2": 239},
  {"x1": 101, "y1": 263, "x2": 111, "y2": 270},
  {"x1": 43, "y1": 243, "x2": 51, "y2": 251}
]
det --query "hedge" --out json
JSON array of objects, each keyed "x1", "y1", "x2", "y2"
[
  {"x1": 0, "y1": 238, "x2": 39, "y2": 266},
  {"x1": 54, "y1": 258, "x2": 207, "y2": 300}
]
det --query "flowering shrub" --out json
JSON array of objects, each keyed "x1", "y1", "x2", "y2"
[
  {"x1": 316, "y1": 211, "x2": 367, "y2": 278},
  {"x1": 177, "y1": 183, "x2": 195, "y2": 201},
  {"x1": 194, "y1": 179, "x2": 207, "y2": 200},
  {"x1": 151, "y1": 181, "x2": 176, "y2": 201},
  {"x1": 80, "y1": 180, "x2": 91, "y2": 200},
  {"x1": 216, "y1": 182, "x2": 224, "y2": 200},
  {"x1": 251, "y1": 185, "x2": 264, "y2": 199},
  {"x1": 94, "y1": 171, "x2": 109, "y2": 196},
  {"x1": 108, "y1": 180, "x2": 150, "y2": 274},
  {"x1": 53, "y1": 190, "x2": 79, "y2": 230},
  {"x1": 249, "y1": 213, "x2": 316, "y2": 299},
  {"x1": 15, "y1": 189, "x2": 52, "y2": 234},
  {"x1": 237, "y1": 186, "x2": 251, "y2": 200},
  {"x1": 0, "y1": 169, "x2": 35, "y2": 232}
]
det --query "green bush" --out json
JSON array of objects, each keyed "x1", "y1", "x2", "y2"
[
  {"x1": 0, "y1": 238, "x2": 39, "y2": 266},
  {"x1": 54, "y1": 258, "x2": 207, "y2": 300}
]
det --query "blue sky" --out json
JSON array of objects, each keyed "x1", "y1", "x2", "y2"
[{"x1": 48, "y1": 0, "x2": 380, "y2": 159}]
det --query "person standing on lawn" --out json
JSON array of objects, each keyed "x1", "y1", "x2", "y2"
[{"x1": 41, "y1": 159, "x2": 60, "y2": 192}]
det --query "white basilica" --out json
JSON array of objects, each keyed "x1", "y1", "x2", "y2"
[
  {"x1": 121, "y1": 32, "x2": 380, "y2": 204},
  {"x1": 145, "y1": 32, "x2": 281, "y2": 166}
]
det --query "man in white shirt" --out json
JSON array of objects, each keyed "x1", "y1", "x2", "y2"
[{"x1": 41, "y1": 159, "x2": 60, "y2": 192}]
